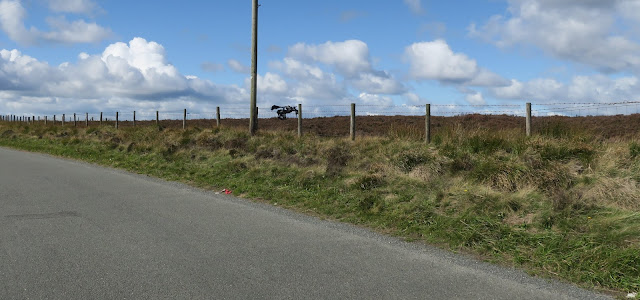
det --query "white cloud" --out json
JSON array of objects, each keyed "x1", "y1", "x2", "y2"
[
  {"x1": 42, "y1": 16, "x2": 112, "y2": 44},
  {"x1": 0, "y1": 0, "x2": 111, "y2": 45},
  {"x1": 465, "y1": 92, "x2": 485, "y2": 105},
  {"x1": 403, "y1": 0, "x2": 424, "y2": 15},
  {"x1": 228, "y1": 59, "x2": 250, "y2": 74},
  {"x1": 267, "y1": 58, "x2": 347, "y2": 103},
  {"x1": 405, "y1": 40, "x2": 478, "y2": 82},
  {"x1": 349, "y1": 71, "x2": 407, "y2": 95},
  {"x1": 405, "y1": 39, "x2": 508, "y2": 87},
  {"x1": 358, "y1": 93, "x2": 393, "y2": 107},
  {"x1": 490, "y1": 75, "x2": 640, "y2": 103},
  {"x1": 0, "y1": 38, "x2": 249, "y2": 115},
  {"x1": 470, "y1": 0, "x2": 640, "y2": 73},
  {"x1": 47, "y1": 0, "x2": 99, "y2": 14},
  {"x1": 256, "y1": 72, "x2": 288, "y2": 95},
  {"x1": 288, "y1": 40, "x2": 372, "y2": 77}
]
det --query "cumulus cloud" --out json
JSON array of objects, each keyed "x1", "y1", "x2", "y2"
[
  {"x1": 404, "y1": 39, "x2": 508, "y2": 86},
  {"x1": 350, "y1": 71, "x2": 407, "y2": 95},
  {"x1": 0, "y1": 0, "x2": 111, "y2": 45},
  {"x1": 490, "y1": 75, "x2": 640, "y2": 103},
  {"x1": 465, "y1": 92, "x2": 485, "y2": 105},
  {"x1": 285, "y1": 40, "x2": 405, "y2": 96},
  {"x1": 0, "y1": 38, "x2": 248, "y2": 115},
  {"x1": 269, "y1": 58, "x2": 347, "y2": 101},
  {"x1": 358, "y1": 93, "x2": 393, "y2": 108},
  {"x1": 469, "y1": 0, "x2": 640, "y2": 73},
  {"x1": 404, "y1": 0, "x2": 424, "y2": 15},
  {"x1": 288, "y1": 40, "x2": 372, "y2": 77}
]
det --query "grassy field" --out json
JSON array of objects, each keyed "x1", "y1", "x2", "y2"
[{"x1": 0, "y1": 120, "x2": 638, "y2": 297}]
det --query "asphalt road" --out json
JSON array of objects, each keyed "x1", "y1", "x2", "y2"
[{"x1": 0, "y1": 147, "x2": 611, "y2": 299}]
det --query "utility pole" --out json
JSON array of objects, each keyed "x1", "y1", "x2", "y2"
[{"x1": 249, "y1": 0, "x2": 259, "y2": 136}]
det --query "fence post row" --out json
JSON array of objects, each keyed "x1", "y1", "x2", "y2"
[
  {"x1": 4, "y1": 103, "x2": 537, "y2": 139},
  {"x1": 350, "y1": 103, "x2": 356, "y2": 141}
]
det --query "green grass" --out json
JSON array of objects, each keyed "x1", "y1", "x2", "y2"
[{"x1": 1, "y1": 122, "x2": 639, "y2": 297}]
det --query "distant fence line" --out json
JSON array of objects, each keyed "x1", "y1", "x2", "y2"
[{"x1": 2, "y1": 101, "x2": 640, "y2": 143}]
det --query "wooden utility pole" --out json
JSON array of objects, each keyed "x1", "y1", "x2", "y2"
[{"x1": 249, "y1": 0, "x2": 259, "y2": 136}]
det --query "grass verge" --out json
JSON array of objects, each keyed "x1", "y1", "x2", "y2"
[{"x1": 0, "y1": 122, "x2": 638, "y2": 297}]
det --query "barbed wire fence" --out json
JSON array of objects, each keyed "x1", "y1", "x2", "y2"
[{"x1": 2, "y1": 101, "x2": 640, "y2": 141}]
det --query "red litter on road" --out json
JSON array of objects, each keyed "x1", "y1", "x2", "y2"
[{"x1": 221, "y1": 189, "x2": 232, "y2": 195}]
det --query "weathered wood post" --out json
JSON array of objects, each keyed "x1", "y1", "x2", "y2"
[
  {"x1": 350, "y1": 103, "x2": 356, "y2": 141},
  {"x1": 298, "y1": 103, "x2": 302, "y2": 138},
  {"x1": 73, "y1": 113, "x2": 77, "y2": 127},
  {"x1": 183, "y1": 109, "x2": 186, "y2": 129},
  {"x1": 85, "y1": 113, "x2": 88, "y2": 127},
  {"x1": 62, "y1": 114, "x2": 65, "y2": 125},
  {"x1": 216, "y1": 107, "x2": 221, "y2": 127},
  {"x1": 45, "y1": 116, "x2": 48, "y2": 125},
  {"x1": 425, "y1": 104, "x2": 431, "y2": 144},
  {"x1": 156, "y1": 111, "x2": 159, "y2": 126},
  {"x1": 115, "y1": 112, "x2": 119, "y2": 129},
  {"x1": 53, "y1": 115, "x2": 56, "y2": 124},
  {"x1": 133, "y1": 111, "x2": 136, "y2": 127},
  {"x1": 255, "y1": 107, "x2": 258, "y2": 130},
  {"x1": 526, "y1": 102, "x2": 532, "y2": 137},
  {"x1": 100, "y1": 112, "x2": 103, "y2": 125}
]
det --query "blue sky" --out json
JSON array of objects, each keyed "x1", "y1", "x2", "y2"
[{"x1": 1, "y1": 0, "x2": 640, "y2": 117}]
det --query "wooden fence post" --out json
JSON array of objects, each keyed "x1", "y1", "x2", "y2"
[
  {"x1": 100, "y1": 112, "x2": 103, "y2": 125},
  {"x1": 133, "y1": 111, "x2": 136, "y2": 127},
  {"x1": 216, "y1": 107, "x2": 221, "y2": 127},
  {"x1": 73, "y1": 113, "x2": 77, "y2": 127},
  {"x1": 85, "y1": 113, "x2": 88, "y2": 127},
  {"x1": 62, "y1": 114, "x2": 65, "y2": 126},
  {"x1": 53, "y1": 115, "x2": 56, "y2": 124},
  {"x1": 116, "y1": 112, "x2": 119, "y2": 129},
  {"x1": 426, "y1": 104, "x2": 431, "y2": 144},
  {"x1": 45, "y1": 116, "x2": 48, "y2": 125},
  {"x1": 526, "y1": 102, "x2": 532, "y2": 137},
  {"x1": 298, "y1": 103, "x2": 302, "y2": 138},
  {"x1": 350, "y1": 103, "x2": 356, "y2": 141},
  {"x1": 156, "y1": 111, "x2": 159, "y2": 126},
  {"x1": 183, "y1": 109, "x2": 186, "y2": 129}
]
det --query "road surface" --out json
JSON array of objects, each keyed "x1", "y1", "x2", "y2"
[{"x1": 0, "y1": 147, "x2": 611, "y2": 299}]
